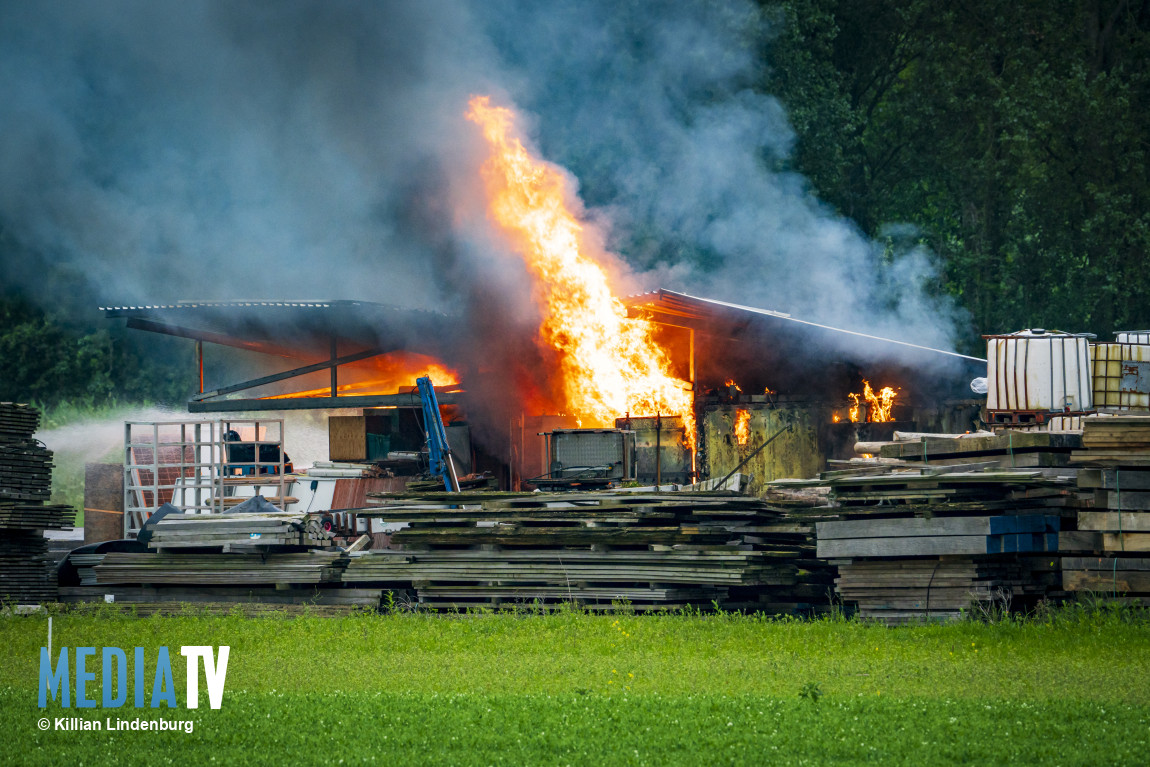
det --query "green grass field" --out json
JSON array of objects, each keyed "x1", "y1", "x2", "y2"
[{"x1": 3, "y1": 606, "x2": 1149, "y2": 765}]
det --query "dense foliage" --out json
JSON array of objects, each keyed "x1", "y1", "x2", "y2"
[{"x1": 764, "y1": 0, "x2": 1150, "y2": 344}]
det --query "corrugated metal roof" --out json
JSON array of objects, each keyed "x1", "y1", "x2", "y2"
[{"x1": 626, "y1": 289, "x2": 986, "y2": 364}]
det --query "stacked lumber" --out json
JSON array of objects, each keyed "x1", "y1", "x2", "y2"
[
  {"x1": 1063, "y1": 450, "x2": 1150, "y2": 600},
  {"x1": 1073, "y1": 416, "x2": 1150, "y2": 465},
  {"x1": 769, "y1": 454, "x2": 1082, "y2": 623},
  {"x1": 879, "y1": 431, "x2": 1082, "y2": 469},
  {"x1": 348, "y1": 490, "x2": 828, "y2": 612},
  {"x1": 58, "y1": 584, "x2": 383, "y2": 610},
  {"x1": 0, "y1": 403, "x2": 74, "y2": 604},
  {"x1": 91, "y1": 550, "x2": 346, "y2": 585},
  {"x1": 832, "y1": 558, "x2": 1056, "y2": 624},
  {"x1": 144, "y1": 511, "x2": 335, "y2": 551},
  {"x1": 816, "y1": 515, "x2": 1060, "y2": 559}
]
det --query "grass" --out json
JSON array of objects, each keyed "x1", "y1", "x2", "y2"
[{"x1": 2, "y1": 606, "x2": 1149, "y2": 764}]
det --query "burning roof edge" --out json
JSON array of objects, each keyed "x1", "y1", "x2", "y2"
[{"x1": 626, "y1": 289, "x2": 986, "y2": 364}]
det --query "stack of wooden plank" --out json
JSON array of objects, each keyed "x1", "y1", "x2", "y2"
[
  {"x1": 0, "y1": 403, "x2": 40, "y2": 441},
  {"x1": 144, "y1": 511, "x2": 335, "y2": 551},
  {"x1": 58, "y1": 584, "x2": 383, "y2": 612},
  {"x1": 769, "y1": 456, "x2": 1083, "y2": 623},
  {"x1": 0, "y1": 403, "x2": 73, "y2": 604},
  {"x1": 879, "y1": 431, "x2": 1082, "y2": 469},
  {"x1": 1062, "y1": 419, "x2": 1150, "y2": 600},
  {"x1": 91, "y1": 550, "x2": 347, "y2": 585},
  {"x1": 1073, "y1": 416, "x2": 1150, "y2": 465},
  {"x1": 0, "y1": 502, "x2": 75, "y2": 530},
  {"x1": 831, "y1": 558, "x2": 1056, "y2": 624},
  {"x1": 346, "y1": 490, "x2": 826, "y2": 612}
]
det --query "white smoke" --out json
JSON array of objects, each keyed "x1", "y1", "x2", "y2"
[{"x1": 0, "y1": 0, "x2": 962, "y2": 354}]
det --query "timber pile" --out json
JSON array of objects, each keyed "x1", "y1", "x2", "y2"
[
  {"x1": 91, "y1": 550, "x2": 346, "y2": 585},
  {"x1": 144, "y1": 511, "x2": 335, "y2": 551},
  {"x1": 1062, "y1": 417, "x2": 1150, "y2": 600},
  {"x1": 769, "y1": 451, "x2": 1083, "y2": 623},
  {"x1": 348, "y1": 490, "x2": 830, "y2": 612},
  {"x1": 58, "y1": 584, "x2": 383, "y2": 611},
  {"x1": 68, "y1": 511, "x2": 341, "y2": 605},
  {"x1": 879, "y1": 431, "x2": 1082, "y2": 469},
  {"x1": 0, "y1": 403, "x2": 73, "y2": 604}
]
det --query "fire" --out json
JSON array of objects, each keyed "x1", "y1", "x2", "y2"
[
  {"x1": 845, "y1": 380, "x2": 898, "y2": 423},
  {"x1": 848, "y1": 393, "x2": 861, "y2": 423},
  {"x1": 467, "y1": 96, "x2": 694, "y2": 445},
  {"x1": 863, "y1": 380, "x2": 898, "y2": 422},
  {"x1": 832, "y1": 413, "x2": 841, "y2": 423},
  {"x1": 734, "y1": 408, "x2": 751, "y2": 447},
  {"x1": 263, "y1": 352, "x2": 459, "y2": 400},
  {"x1": 725, "y1": 379, "x2": 742, "y2": 392}
]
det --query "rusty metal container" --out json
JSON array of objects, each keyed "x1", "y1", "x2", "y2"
[
  {"x1": 1091, "y1": 333, "x2": 1150, "y2": 411},
  {"x1": 985, "y1": 329, "x2": 1094, "y2": 424}
]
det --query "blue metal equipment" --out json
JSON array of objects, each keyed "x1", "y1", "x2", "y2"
[{"x1": 416, "y1": 376, "x2": 460, "y2": 492}]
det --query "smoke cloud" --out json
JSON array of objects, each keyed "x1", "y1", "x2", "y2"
[{"x1": 0, "y1": 0, "x2": 961, "y2": 349}]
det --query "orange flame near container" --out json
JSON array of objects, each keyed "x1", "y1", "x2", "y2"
[
  {"x1": 845, "y1": 380, "x2": 898, "y2": 423},
  {"x1": 734, "y1": 408, "x2": 751, "y2": 447},
  {"x1": 467, "y1": 96, "x2": 694, "y2": 445}
]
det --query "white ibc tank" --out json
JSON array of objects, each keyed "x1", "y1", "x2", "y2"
[
  {"x1": 1116, "y1": 330, "x2": 1150, "y2": 344},
  {"x1": 986, "y1": 329, "x2": 1094, "y2": 414}
]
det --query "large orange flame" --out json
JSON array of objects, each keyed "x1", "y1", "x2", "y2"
[{"x1": 466, "y1": 96, "x2": 694, "y2": 444}]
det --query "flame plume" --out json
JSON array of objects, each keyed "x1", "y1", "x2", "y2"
[{"x1": 466, "y1": 96, "x2": 694, "y2": 444}]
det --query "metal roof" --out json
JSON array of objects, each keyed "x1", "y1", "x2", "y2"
[
  {"x1": 625, "y1": 289, "x2": 985, "y2": 365},
  {"x1": 104, "y1": 300, "x2": 454, "y2": 359}
]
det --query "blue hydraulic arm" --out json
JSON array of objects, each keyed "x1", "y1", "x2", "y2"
[{"x1": 416, "y1": 376, "x2": 460, "y2": 492}]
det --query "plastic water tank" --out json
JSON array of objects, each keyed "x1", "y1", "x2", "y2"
[{"x1": 985, "y1": 329, "x2": 1094, "y2": 414}]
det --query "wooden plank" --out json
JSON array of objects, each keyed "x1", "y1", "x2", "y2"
[
  {"x1": 328, "y1": 415, "x2": 367, "y2": 462},
  {"x1": 1063, "y1": 570, "x2": 1150, "y2": 592},
  {"x1": 818, "y1": 535, "x2": 992, "y2": 558},
  {"x1": 817, "y1": 515, "x2": 1053, "y2": 540},
  {"x1": 1093, "y1": 489, "x2": 1150, "y2": 510},
  {"x1": 1078, "y1": 469, "x2": 1150, "y2": 490},
  {"x1": 1101, "y1": 532, "x2": 1150, "y2": 552},
  {"x1": 1062, "y1": 556, "x2": 1150, "y2": 571},
  {"x1": 1077, "y1": 511, "x2": 1150, "y2": 532}
]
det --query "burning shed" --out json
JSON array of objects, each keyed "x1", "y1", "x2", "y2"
[{"x1": 106, "y1": 288, "x2": 985, "y2": 495}]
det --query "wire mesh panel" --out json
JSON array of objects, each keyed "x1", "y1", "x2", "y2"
[{"x1": 122, "y1": 419, "x2": 286, "y2": 536}]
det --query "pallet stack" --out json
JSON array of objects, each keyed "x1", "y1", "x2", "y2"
[
  {"x1": 345, "y1": 490, "x2": 831, "y2": 612},
  {"x1": 1063, "y1": 416, "x2": 1150, "y2": 601},
  {"x1": 773, "y1": 457, "x2": 1080, "y2": 623},
  {"x1": 0, "y1": 403, "x2": 74, "y2": 604}
]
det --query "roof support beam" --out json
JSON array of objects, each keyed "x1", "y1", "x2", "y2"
[
  {"x1": 187, "y1": 391, "x2": 463, "y2": 412},
  {"x1": 191, "y1": 348, "x2": 386, "y2": 402}
]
